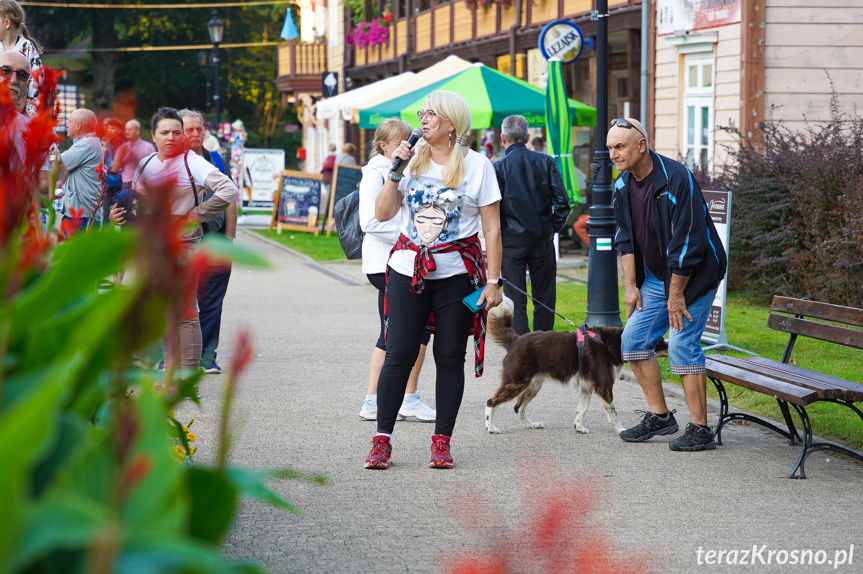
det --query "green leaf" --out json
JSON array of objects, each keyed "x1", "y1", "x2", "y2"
[
  {"x1": 0, "y1": 354, "x2": 84, "y2": 571},
  {"x1": 225, "y1": 468, "x2": 302, "y2": 516},
  {"x1": 272, "y1": 467, "x2": 328, "y2": 486},
  {"x1": 11, "y1": 492, "x2": 111, "y2": 570},
  {"x1": 186, "y1": 467, "x2": 238, "y2": 544},
  {"x1": 199, "y1": 234, "x2": 271, "y2": 268},
  {"x1": 117, "y1": 539, "x2": 266, "y2": 574},
  {"x1": 11, "y1": 229, "x2": 137, "y2": 343},
  {"x1": 121, "y1": 386, "x2": 188, "y2": 539}
]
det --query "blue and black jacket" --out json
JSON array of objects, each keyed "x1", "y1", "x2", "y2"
[{"x1": 612, "y1": 150, "x2": 727, "y2": 305}]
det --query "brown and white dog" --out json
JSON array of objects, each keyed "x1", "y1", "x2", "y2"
[{"x1": 484, "y1": 298, "x2": 667, "y2": 435}]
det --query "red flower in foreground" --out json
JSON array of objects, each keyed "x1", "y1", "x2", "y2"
[
  {"x1": 231, "y1": 329, "x2": 254, "y2": 377},
  {"x1": 447, "y1": 458, "x2": 657, "y2": 574}
]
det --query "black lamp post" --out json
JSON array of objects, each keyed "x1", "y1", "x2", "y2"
[
  {"x1": 585, "y1": 0, "x2": 622, "y2": 327},
  {"x1": 207, "y1": 10, "x2": 224, "y2": 125},
  {"x1": 197, "y1": 50, "x2": 211, "y2": 116}
]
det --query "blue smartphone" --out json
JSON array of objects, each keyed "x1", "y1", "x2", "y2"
[{"x1": 462, "y1": 287, "x2": 486, "y2": 312}]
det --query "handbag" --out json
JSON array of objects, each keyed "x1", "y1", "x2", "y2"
[{"x1": 333, "y1": 186, "x2": 364, "y2": 260}]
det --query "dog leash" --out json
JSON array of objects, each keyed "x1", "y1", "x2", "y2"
[
  {"x1": 499, "y1": 275, "x2": 578, "y2": 327},
  {"x1": 499, "y1": 276, "x2": 602, "y2": 362}
]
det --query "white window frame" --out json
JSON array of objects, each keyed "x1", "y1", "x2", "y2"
[{"x1": 682, "y1": 55, "x2": 715, "y2": 172}]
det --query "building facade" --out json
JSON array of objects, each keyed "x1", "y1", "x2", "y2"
[
  {"x1": 276, "y1": 0, "x2": 645, "y2": 174},
  {"x1": 650, "y1": 0, "x2": 863, "y2": 171}
]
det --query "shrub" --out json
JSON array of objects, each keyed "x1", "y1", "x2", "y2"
[{"x1": 712, "y1": 93, "x2": 863, "y2": 306}]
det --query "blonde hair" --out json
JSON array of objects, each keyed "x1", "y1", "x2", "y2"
[
  {"x1": 409, "y1": 91, "x2": 471, "y2": 190},
  {"x1": 370, "y1": 117, "x2": 411, "y2": 158},
  {"x1": 0, "y1": 1, "x2": 41, "y2": 53}
]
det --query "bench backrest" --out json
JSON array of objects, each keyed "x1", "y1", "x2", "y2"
[{"x1": 768, "y1": 296, "x2": 863, "y2": 362}]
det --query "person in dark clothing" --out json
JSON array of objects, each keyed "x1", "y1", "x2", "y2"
[
  {"x1": 493, "y1": 115, "x2": 571, "y2": 334},
  {"x1": 180, "y1": 109, "x2": 237, "y2": 374},
  {"x1": 610, "y1": 117, "x2": 727, "y2": 452}
]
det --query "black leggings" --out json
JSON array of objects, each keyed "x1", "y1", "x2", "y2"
[
  {"x1": 376, "y1": 270, "x2": 475, "y2": 436},
  {"x1": 367, "y1": 273, "x2": 431, "y2": 350}
]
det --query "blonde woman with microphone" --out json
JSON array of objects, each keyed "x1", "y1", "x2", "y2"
[{"x1": 364, "y1": 91, "x2": 503, "y2": 470}]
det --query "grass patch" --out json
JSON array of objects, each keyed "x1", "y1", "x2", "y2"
[
  {"x1": 251, "y1": 229, "x2": 347, "y2": 262},
  {"x1": 544, "y1": 281, "x2": 863, "y2": 450}
]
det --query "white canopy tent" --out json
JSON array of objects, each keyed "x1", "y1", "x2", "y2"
[{"x1": 315, "y1": 72, "x2": 415, "y2": 122}]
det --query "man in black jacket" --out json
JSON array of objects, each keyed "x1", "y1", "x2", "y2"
[
  {"x1": 610, "y1": 118, "x2": 727, "y2": 452},
  {"x1": 494, "y1": 115, "x2": 571, "y2": 334}
]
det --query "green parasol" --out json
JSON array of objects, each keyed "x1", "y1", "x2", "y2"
[
  {"x1": 358, "y1": 63, "x2": 596, "y2": 130},
  {"x1": 545, "y1": 57, "x2": 581, "y2": 206}
]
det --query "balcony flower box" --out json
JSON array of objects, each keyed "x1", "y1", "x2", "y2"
[{"x1": 347, "y1": 17, "x2": 390, "y2": 48}]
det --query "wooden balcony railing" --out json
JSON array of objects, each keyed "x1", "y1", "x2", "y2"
[
  {"x1": 351, "y1": 0, "x2": 639, "y2": 67},
  {"x1": 278, "y1": 42, "x2": 327, "y2": 78}
]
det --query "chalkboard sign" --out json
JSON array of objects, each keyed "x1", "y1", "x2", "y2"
[
  {"x1": 270, "y1": 170, "x2": 322, "y2": 235},
  {"x1": 326, "y1": 164, "x2": 363, "y2": 235}
]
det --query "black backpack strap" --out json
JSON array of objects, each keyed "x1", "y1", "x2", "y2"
[{"x1": 183, "y1": 152, "x2": 200, "y2": 208}]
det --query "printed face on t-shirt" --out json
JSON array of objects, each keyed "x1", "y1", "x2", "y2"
[{"x1": 406, "y1": 177, "x2": 465, "y2": 247}]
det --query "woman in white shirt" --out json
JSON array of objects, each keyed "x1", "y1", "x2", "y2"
[
  {"x1": 109, "y1": 107, "x2": 238, "y2": 374},
  {"x1": 358, "y1": 118, "x2": 435, "y2": 423},
  {"x1": 364, "y1": 91, "x2": 503, "y2": 470}
]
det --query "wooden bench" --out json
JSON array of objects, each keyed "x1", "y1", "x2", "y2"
[{"x1": 704, "y1": 296, "x2": 863, "y2": 478}]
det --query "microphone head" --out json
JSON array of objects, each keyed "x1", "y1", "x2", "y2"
[{"x1": 411, "y1": 127, "x2": 424, "y2": 139}]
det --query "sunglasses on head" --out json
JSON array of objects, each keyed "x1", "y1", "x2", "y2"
[
  {"x1": 611, "y1": 118, "x2": 646, "y2": 140},
  {"x1": 0, "y1": 66, "x2": 30, "y2": 83}
]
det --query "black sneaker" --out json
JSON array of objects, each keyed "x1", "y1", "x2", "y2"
[
  {"x1": 619, "y1": 410, "x2": 679, "y2": 442},
  {"x1": 669, "y1": 423, "x2": 716, "y2": 451}
]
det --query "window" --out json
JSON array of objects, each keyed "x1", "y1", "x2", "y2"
[{"x1": 682, "y1": 56, "x2": 714, "y2": 171}]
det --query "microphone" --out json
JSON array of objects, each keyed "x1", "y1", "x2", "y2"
[{"x1": 392, "y1": 127, "x2": 424, "y2": 173}]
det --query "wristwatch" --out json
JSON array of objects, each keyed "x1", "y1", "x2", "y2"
[{"x1": 487, "y1": 277, "x2": 503, "y2": 287}]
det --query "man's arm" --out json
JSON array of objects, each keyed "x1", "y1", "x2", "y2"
[
  {"x1": 60, "y1": 140, "x2": 88, "y2": 173},
  {"x1": 55, "y1": 156, "x2": 69, "y2": 189},
  {"x1": 111, "y1": 142, "x2": 127, "y2": 173},
  {"x1": 621, "y1": 253, "x2": 641, "y2": 320},
  {"x1": 668, "y1": 272, "x2": 692, "y2": 332},
  {"x1": 224, "y1": 200, "x2": 238, "y2": 240},
  {"x1": 548, "y1": 160, "x2": 571, "y2": 233}
]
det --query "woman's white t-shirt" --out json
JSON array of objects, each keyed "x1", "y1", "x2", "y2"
[
  {"x1": 133, "y1": 152, "x2": 232, "y2": 215},
  {"x1": 359, "y1": 153, "x2": 400, "y2": 274},
  {"x1": 388, "y1": 148, "x2": 501, "y2": 279}
]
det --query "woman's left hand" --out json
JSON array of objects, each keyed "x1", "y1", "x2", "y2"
[{"x1": 478, "y1": 283, "x2": 503, "y2": 310}]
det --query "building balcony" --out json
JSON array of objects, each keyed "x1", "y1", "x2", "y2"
[
  {"x1": 275, "y1": 42, "x2": 328, "y2": 99},
  {"x1": 349, "y1": 0, "x2": 640, "y2": 75}
]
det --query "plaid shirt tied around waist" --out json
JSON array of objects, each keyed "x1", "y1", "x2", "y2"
[{"x1": 385, "y1": 232, "x2": 488, "y2": 377}]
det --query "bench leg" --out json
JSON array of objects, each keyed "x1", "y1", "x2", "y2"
[
  {"x1": 788, "y1": 399, "x2": 863, "y2": 479},
  {"x1": 709, "y1": 377, "x2": 729, "y2": 445},
  {"x1": 788, "y1": 403, "x2": 813, "y2": 479},
  {"x1": 777, "y1": 400, "x2": 801, "y2": 445},
  {"x1": 710, "y1": 377, "x2": 804, "y2": 456}
]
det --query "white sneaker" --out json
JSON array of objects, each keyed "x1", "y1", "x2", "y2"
[
  {"x1": 398, "y1": 394, "x2": 436, "y2": 422},
  {"x1": 359, "y1": 400, "x2": 377, "y2": 421}
]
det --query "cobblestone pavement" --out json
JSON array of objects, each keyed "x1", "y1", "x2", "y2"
[{"x1": 175, "y1": 230, "x2": 863, "y2": 574}]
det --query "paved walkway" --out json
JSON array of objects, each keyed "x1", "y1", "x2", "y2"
[{"x1": 176, "y1": 230, "x2": 863, "y2": 574}]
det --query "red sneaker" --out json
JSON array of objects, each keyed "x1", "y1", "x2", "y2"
[
  {"x1": 429, "y1": 434, "x2": 453, "y2": 469},
  {"x1": 364, "y1": 435, "x2": 392, "y2": 469}
]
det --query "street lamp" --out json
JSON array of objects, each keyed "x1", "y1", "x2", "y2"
[
  {"x1": 197, "y1": 50, "x2": 210, "y2": 116},
  {"x1": 585, "y1": 0, "x2": 622, "y2": 327},
  {"x1": 207, "y1": 10, "x2": 224, "y2": 125}
]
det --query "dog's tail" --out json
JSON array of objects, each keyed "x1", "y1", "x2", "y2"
[{"x1": 487, "y1": 296, "x2": 518, "y2": 351}]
